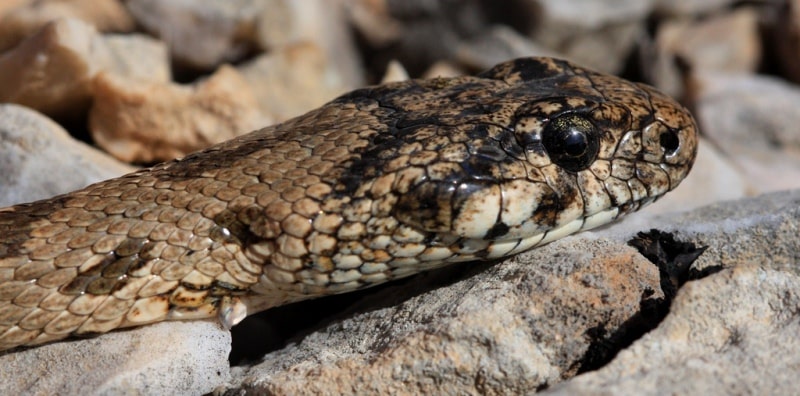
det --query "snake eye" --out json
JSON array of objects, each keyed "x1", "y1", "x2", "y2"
[
  {"x1": 660, "y1": 129, "x2": 680, "y2": 156},
  {"x1": 542, "y1": 113, "x2": 599, "y2": 172}
]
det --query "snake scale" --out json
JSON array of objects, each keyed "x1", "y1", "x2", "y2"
[{"x1": 0, "y1": 57, "x2": 698, "y2": 351}]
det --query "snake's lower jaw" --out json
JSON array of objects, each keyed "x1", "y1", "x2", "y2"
[{"x1": 483, "y1": 195, "x2": 652, "y2": 260}]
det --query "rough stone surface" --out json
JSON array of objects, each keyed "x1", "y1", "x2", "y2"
[
  {"x1": 647, "y1": 7, "x2": 761, "y2": 97},
  {"x1": 346, "y1": 0, "x2": 403, "y2": 47},
  {"x1": 0, "y1": 321, "x2": 231, "y2": 395},
  {"x1": 224, "y1": 238, "x2": 663, "y2": 394},
  {"x1": 0, "y1": 18, "x2": 171, "y2": 121},
  {"x1": 238, "y1": 42, "x2": 352, "y2": 122},
  {"x1": 100, "y1": 33, "x2": 171, "y2": 83},
  {"x1": 608, "y1": 190, "x2": 800, "y2": 275},
  {"x1": 639, "y1": 189, "x2": 800, "y2": 275},
  {"x1": 545, "y1": 265, "x2": 800, "y2": 395},
  {"x1": 124, "y1": 0, "x2": 263, "y2": 69},
  {"x1": 456, "y1": 25, "x2": 561, "y2": 71},
  {"x1": 254, "y1": 0, "x2": 363, "y2": 88},
  {"x1": 0, "y1": 0, "x2": 134, "y2": 52},
  {"x1": 694, "y1": 72, "x2": 800, "y2": 194},
  {"x1": 653, "y1": 0, "x2": 739, "y2": 16},
  {"x1": 529, "y1": 0, "x2": 655, "y2": 73},
  {"x1": 89, "y1": 65, "x2": 270, "y2": 163},
  {"x1": 0, "y1": 18, "x2": 107, "y2": 118},
  {"x1": 0, "y1": 103, "x2": 134, "y2": 207}
]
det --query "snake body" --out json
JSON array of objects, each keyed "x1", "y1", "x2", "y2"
[{"x1": 0, "y1": 57, "x2": 698, "y2": 351}]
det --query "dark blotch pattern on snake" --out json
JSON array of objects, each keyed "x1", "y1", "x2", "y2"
[{"x1": 0, "y1": 57, "x2": 698, "y2": 351}]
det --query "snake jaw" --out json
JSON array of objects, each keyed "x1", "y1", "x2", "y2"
[{"x1": 389, "y1": 60, "x2": 699, "y2": 247}]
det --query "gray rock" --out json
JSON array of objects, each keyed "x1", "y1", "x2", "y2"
[
  {"x1": 0, "y1": 17, "x2": 171, "y2": 121},
  {"x1": 653, "y1": 0, "x2": 741, "y2": 17},
  {"x1": 529, "y1": 0, "x2": 655, "y2": 73},
  {"x1": 546, "y1": 265, "x2": 800, "y2": 395},
  {"x1": 0, "y1": 18, "x2": 107, "y2": 118},
  {"x1": 255, "y1": 0, "x2": 364, "y2": 89},
  {"x1": 0, "y1": 321, "x2": 231, "y2": 395},
  {"x1": 224, "y1": 237, "x2": 663, "y2": 394},
  {"x1": 0, "y1": 103, "x2": 134, "y2": 207},
  {"x1": 694, "y1": 72, "x2": 800, "y2": 194},
  {"x1": 101, "y1": 33, "x2": 171, "y2": 83},
  {"x1": 623, "y1": 189, "x2": 800, "y2": 275},
  {"x1": 456, "y1": 25, "x2": 562, "y2": 71},
  {"x1": 88, "y1": 65, "x2": 269, "y2": 163},
  {"x1": 0, "y1": 0, "x2": 135, "y2": 53},
  {"x1": 645, "y1": 7, "x2": 761, "y2": 98},
  {"x1": 124, "y1": 0, "x2": 264, "y2": 69},
  {"x1": 238, "y1": 42, "x2": 353, "y2": 122}
]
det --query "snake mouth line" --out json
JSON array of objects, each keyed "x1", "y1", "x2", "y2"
[{"x1": 436, "y1": 193, "x2": 659, "y2": 263}]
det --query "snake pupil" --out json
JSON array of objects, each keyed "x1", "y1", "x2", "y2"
[
  {"x1": 542, "y1": 113, "x2": 600, "y2": 172},
  {"x1": 562, "y1": 129, "x2": 588, "y2": 156}
]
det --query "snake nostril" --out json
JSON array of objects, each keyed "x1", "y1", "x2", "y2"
[{"x1": 660, "y1": 129, "x2": 680, "y2": 156}]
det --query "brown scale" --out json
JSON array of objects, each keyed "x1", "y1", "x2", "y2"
[{"x1": 0, "y1": 57, "x2": 698, "y2": 351}]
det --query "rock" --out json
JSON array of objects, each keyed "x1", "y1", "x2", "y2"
[
  {"x1": 254, "y1": 0, "x2": 365, "y2": 89},
  {"x1": 528, "y1": 0, "x2": 656, "y2": 73},
  {"x1": 124, "y1": 0, "x2": 263, "y2": 70},
  {"x1": 421, "y1": 60, "x2": 465, "y2": 79},
  {"x1": 0, "y1": 321, "x2": 231, "y2": 395},
  {"x1": 0, "y1": 0, "x2": 30, "y2": 20},
  {"x1": 646, "y1": 7, "x2": 761, "y2": 97},
  {"x1": 346, "y1": 0, "x2": 403, "y2": 47},
  {"x1": 0, "y1": 18, "x2": 107, "y2": 118},
  {"x1": 0, "y1": 18, "x2": 171, "y2": 120},
  {"x1": 545, "y1": 265, "x2": 800, "y2": 395},
  {"x1": 693, "y1": 72, "x2": 800, "y2": 194},
  {"x1": 0, "y1": 104, "x2": 134, "y2": 207},
  {"x1": 456, "y1": 25, "x2": 562, "y2": 71},
  {"x1": 379, "y1": 59, "x2": 409, "y2": 83},
  {"x1": 223, "y1": 238, "x2": 663, "y2": 394},
  {"x1": 660, "y1": 189, "x2": 799, "y2": 274},
  {"x1": 609, "y1": 189, "x2": 800, "y2": 275},
  {"x1": 357, "y1": 0, "x2": 519, "y2": 76},
  {"x1": 100, "y1": 33, "x2": 171, "y2": 83},
  {"x1": 639, "y1": 138, "x2": 749, "y2": 216},
  {"x1": 0, "y1": 0, "x2": 134, "y2": 52},
  {"x1": 653, "y1": 0, "x2": 739, "y2": 16},
  {"x1": 771, "y1": 0, "x2": 800, "y2": 83},
  {"x1": 89, "y1": 65, "x2": 270, "y2": 163},
  {"x1": 237, "y1": 42, "x2": 352, "y2": 122}
]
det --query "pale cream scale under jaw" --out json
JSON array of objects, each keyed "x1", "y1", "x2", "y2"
[{"x1": 0, "y1": 57, "x2": 698, "y2": 351}]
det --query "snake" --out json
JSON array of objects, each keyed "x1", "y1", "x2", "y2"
[{"x1": 0, "y1": 57, "x2": 698, "y2": 351}]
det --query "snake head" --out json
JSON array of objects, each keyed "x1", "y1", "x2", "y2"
[{"x1": 392, "y1": 57, "x2": 698, "y2": 248}]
